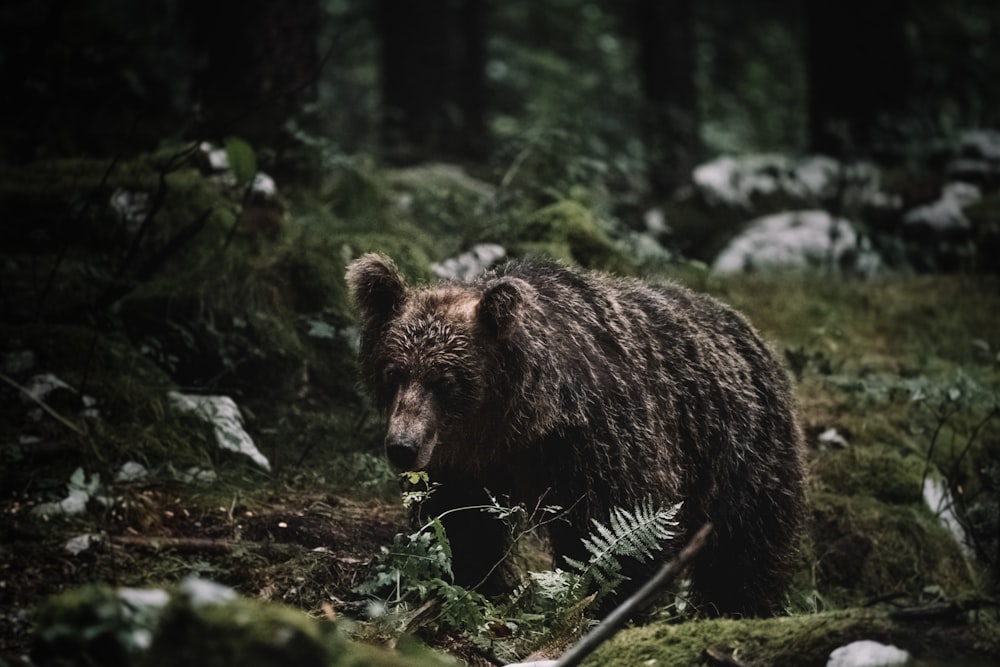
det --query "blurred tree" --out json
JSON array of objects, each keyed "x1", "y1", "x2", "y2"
[
  {"x1": 631, "y1": 0, "x2": 701, "y2": 195},
  {"x1": 375, "y1": 0, "x2": 488, "y2": 164},
  {"x1": 185, "y1": 0, "x2": 320, "y2": 146},
  {"x1": 696, "y1": 0, "x2": 806, "y2": 155},
  {"x1": 805, "y1": 0, "x2": 910, "y2": 158},
  {"x1": 0, "y1": 0, "x2": 198, "y2": 161}
]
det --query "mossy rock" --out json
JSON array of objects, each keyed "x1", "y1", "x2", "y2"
[
  {"x1": 0, "y1": 154, "x2": 236, "y2": 321},
  {"x1": 147, "y1": 591, "x2": 341, "y2": 667},
  {"x1": 513, "y1": 200, "x2": 636, "y2": 274},
  {"x1": 324, "y1": 158, "x2": 391, "y2": 222},
  {"x1": 30, "y1": 582, "x2": 451, "y2": 667},
  {"x1": 116, "y1": 230, "x2": 362, "y2": 401},
  {"x1": 385, "y1": 163, "x2": 497, "y2": 257},
  {"x1": 337, "y1": 233, "x2": 434, "y2": 285},
  {"x1": 582, "y1": 607, "x2": 1000, "y2": 667},
  {"x1": 31, "y1": 584, "x2": 159, "y2": 667},
  {"x1": 807, "y1": 491, "x2": 971, "y2": 606},
  {"x1": 0, "y1": 324, "x2": 216, "y2": 469},
  {"x1": 811, "y1": 445, "x2": 925, "y2": 505}
]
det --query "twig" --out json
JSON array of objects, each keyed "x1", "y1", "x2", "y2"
[
  {"x1": 37, "y1": 149, "x2": 125, "y2": 318},
  {"x1": 946, "y1": 404, "x2": 999, "y2": 486},
  {"x1": 889, "y1": 602, "x2": 963, "y2": 623},
  {"x1": 112, "y1": 535, "x2": 245, "y2": 554},
  {"x1": 110, "y1": 535, "x2": 312, "y2": 563},
  {"x1": 553, "y1": 523, "x2": 713, "y2": 667},
  {"x1": 920, "y1": 399, "x2": 956, "y2": 489},
  {"x1": 0, "y1": 371, "x2": 85, "y2": 435}
]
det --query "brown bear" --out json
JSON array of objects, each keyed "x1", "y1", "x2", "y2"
[{"x1": 346, "y1": 252, "x2": 806, "y2": 617}]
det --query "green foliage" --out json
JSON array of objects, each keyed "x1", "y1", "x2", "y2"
[
  {"x1": 513, "y1": 199, "x2": 637, "y2": 274},
  {"x1": 354, "y1": 494, "x2": 679, "y2": 651},
  {"x1": 223, "y1": 137, "x2": 257, "y2": 186},
  {"x1": 354, "y1": 516, "x2": 489, "y2": 635},
  {"x1": 562, "y1": 499, "x2": 681, "y2": 600}
]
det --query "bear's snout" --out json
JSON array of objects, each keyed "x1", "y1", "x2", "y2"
[{"x1": 385, "y1": 434, "x2": 420, "y2": 470}]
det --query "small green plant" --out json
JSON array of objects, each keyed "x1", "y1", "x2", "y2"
[
  {"x1": 354, "y1": 473, "x2": 491, "y2": 635},
  {"x1": 354, "y1": 514, "x2": 491, "y2": 635}
]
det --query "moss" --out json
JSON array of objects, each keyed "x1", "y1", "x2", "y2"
[
  {"x1": 31, "y1": 583, "x2": 450, "y2": 667},
  {"x1": 324, "y1": 158, "x2": 391, "y2": 222},
  {"x1": 583, "y1": 608, "x2": 1000, "y2": 667},
  {"x1": 514, "y1": 200, "x2": 636, "y2": 273},
  {"x1": 807, "y1": 492, "x2": 971, "y2": 607},
  {"x1": 811, "y1": 446, "x2": 925, "y2": 505},
  {"x1": 0, "y1": 324, "x2": 215, "y2": 470},
  {"x1": 337, "y1": 233, "x2": 434, "y2": 285},
  {"x1": 146, "y1": 594, "x2": 336, "y2": 667},
  {"x1": 150, "y1": 590, "x2": 452, "y2": 667},
  {"x1": 31, "y1": 584, "x2": 156, "y2": 667},
  {"x1": 0, "y1": 154, "x2": 237, "y2": 321},
  {"x1": 385, "y1": 163, "x2": 498, "y2": 258}
]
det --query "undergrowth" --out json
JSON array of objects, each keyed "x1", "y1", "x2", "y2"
[{"x1": 353, "y1": 477, "x2": 680, "y2": 661}]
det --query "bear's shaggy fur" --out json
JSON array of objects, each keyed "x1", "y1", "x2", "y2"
[{"x1": 346, "y1": 253, "x2": 807, "y2": 616}]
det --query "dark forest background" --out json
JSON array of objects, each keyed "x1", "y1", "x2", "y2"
[
  {"x1": 2, "y1": 0, "x2": 998, "y2": 192},
  {"x1": 3, "y1": 3, "x2": 1000, "y2": 665}
]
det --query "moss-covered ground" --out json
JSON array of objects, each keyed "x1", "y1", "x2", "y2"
[{"x1": 1, "y1": 151, "x2": 998, "y2": 665}]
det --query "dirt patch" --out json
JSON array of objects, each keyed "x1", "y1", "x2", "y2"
[{"x1": 0, "y1": 479, "x2": 407, "y2": 657}]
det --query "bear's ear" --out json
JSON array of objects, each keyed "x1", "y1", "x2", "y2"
[
  {"x1": 345, "y1": 253, "x2": 407, "y2": 321},
  {"x1": 477, "y1": 277, "x2": 535, "y2": 340}
]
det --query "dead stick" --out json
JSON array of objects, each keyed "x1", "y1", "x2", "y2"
[
  {"x1": 0, "y1": 371, "x2": 85, "y2": 435},
  {"x1": 553, "y1": 523, "x2": 713, "y2": 667},
  {"x1": 112, "y1": 535, "x2": 245, "y2": 553}
]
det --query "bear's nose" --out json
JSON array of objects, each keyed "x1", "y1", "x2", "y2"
[{"x1": 385, "y1": 435, "x2": 419, "y2": 470}]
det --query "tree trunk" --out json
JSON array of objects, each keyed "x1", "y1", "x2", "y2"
[
  {"x1": 805, "y1": 0, "x2": 910, "y2": 158},
  {"x1": 634, "y1": 0, "x2": 701, "y2": 196},
  {"x1": 187, "y1": 0, "x2": 320, "y2": 144},
  {"x1": 375, "y1": 0, "x2": 488, "y2": 164}
]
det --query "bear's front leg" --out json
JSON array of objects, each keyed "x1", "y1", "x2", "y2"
[{"x1": 415, "y1": 480, "x2": 518, "y2": 595}]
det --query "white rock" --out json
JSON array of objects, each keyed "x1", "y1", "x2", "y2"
[
  {"x1": 818, "y1": 428, "x2": 848, "y2": 448},
  {"x1": 431, "y1": 243, "x2": 507, "y2": 281},
  {"x1": 21, "y1": 373, "x2": 72, "y2": 404},
  {"x1": 168, "y1": 392, "x2": 270, "y2": 471},
  {"x1": 903, "y1": 182, "x2": 981, "y2": 233},
  {"x1": 712, "y1": 210, "x2": 879, "y2": 275},
  {"x1": 693, "y1": 155, "x2": 886, "y2": 210},
  {"x1": 179, "y1": 577, "x2": 238, "y2": 608},
  {"x1": 115, "y1": 461, "x2": 149, "y2": 483},
  {"x1": 827, "y1": 640, "x2": 909, "y2": 667},
  {"x1": 65, "y1": 533, "x2": 101, "y2": 555}
]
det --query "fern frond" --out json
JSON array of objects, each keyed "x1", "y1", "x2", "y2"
[{"x1": 569, "y1": 498, "x2": 681, "y2": 598}]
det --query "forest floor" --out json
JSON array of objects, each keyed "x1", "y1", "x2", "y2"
[
  {"x1": 4, "y1": 272, "x2": 1000, "y2": 666},
  {"x1": 2, "y1": 152, "x2": 999, "y2": 665}
]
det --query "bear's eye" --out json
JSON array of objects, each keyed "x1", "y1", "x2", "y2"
[
  {"x1": 427, "y1": 373, "x2": 459, "y2": 399},
  {"x1": 383, "y1": 366, "x2": 406, "y2": 388}
]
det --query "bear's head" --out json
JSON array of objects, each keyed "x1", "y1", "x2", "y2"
[{"x1": 346, "y1": 253, "x2": 538, "y2": 472}]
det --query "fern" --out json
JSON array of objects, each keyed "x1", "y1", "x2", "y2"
[{"x1": 564, "y1": 498, "x2": 681, "y2": 599}]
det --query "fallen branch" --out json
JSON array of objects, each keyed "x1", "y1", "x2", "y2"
[
  {"x1": 111, "y1": 535, "x2": 302, "y2": 560},
  {"x1": 889, "y1": 598, "x2": 998, "y2": 623},
  {"x1": 0, "y1": 371, "x2": 85, "y2": 436},
  {"x1": 552, "y1": 523, "x2": 713, "y2": 667},
  {"x1": 112, "y1": 535, "x2": 247, "y2": 553}
]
